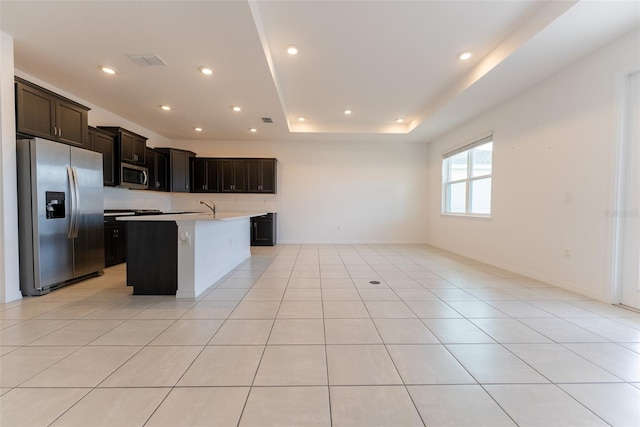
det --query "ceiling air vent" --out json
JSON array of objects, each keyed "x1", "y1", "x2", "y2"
[
  {"x1": 261, "y1": 117, "x2": 273, "y2": 124},
  {"x1": 126, "y1": 54, "x2": 168, "y2": 66}
]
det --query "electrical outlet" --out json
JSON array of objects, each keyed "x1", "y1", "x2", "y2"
[{"x1": 564, "y1": 249, "x2": 572, "y2": 259}]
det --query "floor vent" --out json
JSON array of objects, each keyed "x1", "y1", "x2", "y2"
[{"x1": 126, "y1": 54, "x2": 168, "y2": 66}]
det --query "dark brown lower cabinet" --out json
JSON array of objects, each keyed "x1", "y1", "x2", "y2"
[
  {"x1": 251, "y1": 213, "x2": 277, "y2": 246},
  {"x1": 126, "y1": 221, "x2": 178, "y2": 295},
  {"x1": 104, "y1": 218, "x2": 126, "y2": 267}
]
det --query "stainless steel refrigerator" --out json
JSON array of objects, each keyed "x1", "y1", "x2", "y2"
[{"x1": 17, "y1": 138, "x2": 105, "y2": 296}]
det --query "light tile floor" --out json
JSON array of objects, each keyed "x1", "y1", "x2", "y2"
[{"x1": 1, "y1": 244, "x2": 639, "y2": 426}]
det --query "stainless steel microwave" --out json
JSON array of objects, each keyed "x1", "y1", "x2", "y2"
[{"x1": 119, "y1": 162, "x2": 148, "y2": 190}]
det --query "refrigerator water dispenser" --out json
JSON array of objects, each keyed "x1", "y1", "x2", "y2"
[{"x1": 45, "y1": 191, "x2": 65, "y2": 219}]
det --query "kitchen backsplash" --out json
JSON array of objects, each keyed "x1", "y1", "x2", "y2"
[
  {"x1": 104, "y1": 187, "x2": 278, "y2": 213},
  {"x1": 103, "y1": 187, "x2": 173, "y2": 211},
  {"x1": 170, "y1": 192, "x2": 278, "y2": 213}
]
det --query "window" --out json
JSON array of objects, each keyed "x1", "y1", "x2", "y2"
[{"x1": 442, "y1": 136, "x2": 493, "y2": 216}]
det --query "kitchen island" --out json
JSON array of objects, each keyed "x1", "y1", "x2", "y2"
[{"x1": 116, "y1": 212, "x2": 266, "y2": 298}]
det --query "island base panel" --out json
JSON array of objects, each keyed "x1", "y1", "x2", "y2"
[{"x1": 126, "y1": 221, "x2": 178, "y2": 295}]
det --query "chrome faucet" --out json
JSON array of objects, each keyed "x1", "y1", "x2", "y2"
[{"x1": 199, "y1": 200, "x2": 216, "y2": 217}]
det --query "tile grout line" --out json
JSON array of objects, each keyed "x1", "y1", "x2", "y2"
[
  {"x1": 235, "y1": 244, "x2": 291, "y2": 427},
  {"x1": 352, "y1": 244, "x2": 427, "y2": 426}
]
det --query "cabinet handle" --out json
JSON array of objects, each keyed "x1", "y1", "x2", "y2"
[
  {"x1": 133, "y1": 154, "x2": 138, "y2": 161},
  {"x1": 59, "y1": 128, "x2": 62, "y2": 137}
]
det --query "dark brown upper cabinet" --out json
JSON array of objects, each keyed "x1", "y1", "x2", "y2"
[
  {"x1": 155, "y1": 148, "x2": 196, "y2": 193},
  {"x1": 87, "y1": 126, "x2": 116, "y2": 186},
  {"x1": 189, "y1": 157, "x2": 277, "y2": 194},
  {"x1": 15, "y1": 77, "x2": 89, "y2": 147},
  {"x1": 145, "y1": 147, "x2": 169, "y2": 192},
  {"x1": 97, "y1": 127, "x2": 147, "y2": 166},
  {"x1": 191, "y1": 158, "x2": 219, "y2": 193},
  {"x1": 220, "y1": 159, "x2": 247, "y2": 193},
  {"x1": 247, "y1": 159, "x2": 277, "y2": 193}
]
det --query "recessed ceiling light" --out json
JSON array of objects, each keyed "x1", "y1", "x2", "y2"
[
  {"x1": 194, "y1": 127, "x2": 203, "y2": 132},
  {"x1": 249, "y1": 128, "x2": 257, "y2": 133},
  {"x1": 458, "y1": 51, "x2": 472, "y2": 61},
  {"x1": 287, "y1": 45, "x2": 299, "y2": 55},
  {"x1": 344, "y1": 109, "x2": 352, "y2": 115},
  {"x1": 161, "y1": 105, "x2": 171, "y2": 111},
  {"x1": 199, "y1": 66, "x2": 214, "y2": 76},
  {"x1": 232, "y1": 106, "x2": 242, "y2": 112},
  {"x1": 298, "y1": 116, "x2": 306, "y2": 122},
  {"x1": 396, "y1": 118, "x2": 404, "y2": 123},
  {"x1": 100, "y1": 66, "x2": 117, "y2": 74}
]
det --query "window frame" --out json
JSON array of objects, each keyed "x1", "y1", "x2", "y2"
[{"x1": 441, "y1": 135, "x2": 493, "y2": 218}]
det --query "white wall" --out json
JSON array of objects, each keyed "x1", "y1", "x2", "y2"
[
  {"x1": 169, "y1": 139, "x2": 430, "y2": 244},
  {"x1": 425, "y1": 30, "x2": 640, "y2": 301},
  {"x1": 0, "y1": 33, "x2": 21, "y2": 302}
]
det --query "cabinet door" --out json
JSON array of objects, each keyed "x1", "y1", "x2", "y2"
[
  {"x1": 246, "y1": 159, "x2": 261, "y2": 192},
  {"x1": 156, "y1": 152, "x2": 169, "y2": 191},
  {"x1": 145, "y1": 148, "x2": 157, "y2": 190},
  {"x1": 56, "y1": 99, "x2": 88, "y2": 146},
  {"x1": 251, "y1": 214, "x2": 275, "y2": 246},
  {"x1": 233, "y1": 159, "x2": 246, "y2": 192},
  {"x1": 114, "y1": 224, "x2": 127, "y2": 264},
  {"x1": 192, "y1": 158, "x2": 219, "y2": 193},
  {"x1": 253, "y1": 219, "x2": 272, "y2": 245},
  {"x1": 93, "y1": 131, "x2": 116, "y2": 186},
  {"x1": 133, "y1": 136, "x2": 146, "y2": 164},
  {"x1": 246, "y1": 159, "x2": 276, "y2": 193},
  {"x1": 220, "y1": 159, "x2": 235, "y2": 192},
  {"x1": 104, "y1": 225, "x2": 117, "y2": 267},
  {"x1": 205, "y1": 159, "x2": 219, "y2": 192},
  {"x1": 220, "y1": 159, "x2": 246, "y2": 192},
  {"x1": 191, "y1": 158, "x2": 208, "y2": 192},
  {"x1": 120, "y1": 131, "x2": 135, "y2": 163},
  {"x1": 171, "y1": 150, "x2": 191, "y2": 192},
  {"x1": 15, "y1": 82, "x2": 56, "y2": 140},
  {"x1": 260, "y1": 159, "x2": 276, "y2": 193}
]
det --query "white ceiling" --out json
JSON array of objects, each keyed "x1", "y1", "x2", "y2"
[{"x1": 1, "y1": 0, "x2": 638, "y2": 143}]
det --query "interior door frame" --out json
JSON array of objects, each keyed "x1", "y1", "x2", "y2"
[{"x1": 608, "y1": 62, "x2": 640, "y2": 305}]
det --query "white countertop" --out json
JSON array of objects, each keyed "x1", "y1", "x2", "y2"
[
  {"x1": 104, "y1": 212, "x2": 135, "y2": 217},
  {"x1": 115, "y1": 211, "x2": 268, "y2": 222}
]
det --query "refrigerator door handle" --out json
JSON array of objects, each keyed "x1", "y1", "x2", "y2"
[
  {"x1": 66, "y1": 166, "x2": 76, "y2": 238},
  {"x1": 71, "y1": 167, "x2": 81, "y2": 238}
]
